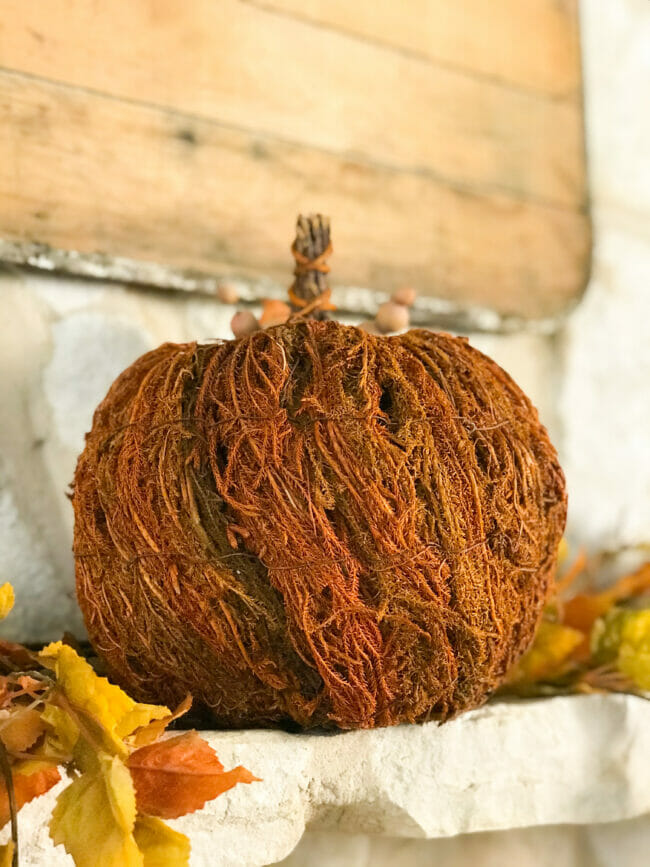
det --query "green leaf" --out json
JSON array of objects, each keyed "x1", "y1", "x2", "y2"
[
  {"x1": 591, "y1": 607, "x2": 650, "y2": 690},
  {"x1": 590, "y1": 607, "x2": 630, "y2": 665}
]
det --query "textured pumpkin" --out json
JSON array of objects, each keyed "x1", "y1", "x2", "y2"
[{"x1": 73, "y1": 219, "x2": 566, "y2": 729}]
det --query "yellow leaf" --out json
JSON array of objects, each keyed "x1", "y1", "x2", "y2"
[
  {"x1": 41, "y1": 704, "x2": 80, "y2": 757},
  {"x1": 0, "y1": 841, "x2": 15, "y2": 867},
  {"x1": 50, "y1": 752, "x2": 142, "y2": 867},
  {"x1": 39, "y1": 643, "x2": 168, "y2": 754},
  {"x1": 508, "y1": 620, "x2": 584, "y2": 684},
  {"x1": 129, "y1": 695, "x2": 192, "y2": 748},
  {"x1": 0, "y1": 584, "x2": 14, "y2": 621},
  {"x1": 618, "y1": 610, "x2": 650, "y2": 691},
  {"x1": 117, "y1": 704, "x2": 171, "y2": 742},
  {"x1": 134, "y1": 816, "x2": 190, "y2": 867}
]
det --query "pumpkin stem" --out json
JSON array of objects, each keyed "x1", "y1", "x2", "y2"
[{"x1": 288, "y1": 214, "x2": 332, "y2": 320}]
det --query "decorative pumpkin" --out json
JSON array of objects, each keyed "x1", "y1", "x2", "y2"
[{"x1": 73, "y1": 215, "x2": 566, "y2": 729}]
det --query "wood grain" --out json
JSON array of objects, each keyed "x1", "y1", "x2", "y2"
[
  {"x1": 247, "y1": 0, "x2": 581, "y2": 96},
  {"x1": 0, "y1": 73, "x2": 589, "y2": 318},
  {"x1": 0, "y1": 0, "x2": 584, "y2": 206}
]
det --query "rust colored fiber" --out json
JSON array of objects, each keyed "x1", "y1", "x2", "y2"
[{"x1": 73, "y1": 321, "x2": 566, "y2": 729}]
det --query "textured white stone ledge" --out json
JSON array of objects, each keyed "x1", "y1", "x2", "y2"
[{"x1": 9, "y1": 693, "x2": 650, "y2": 866}]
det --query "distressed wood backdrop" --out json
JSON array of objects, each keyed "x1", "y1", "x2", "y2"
[{"x1": 0, "y1": 0, "x2": 590, "y2": 320}]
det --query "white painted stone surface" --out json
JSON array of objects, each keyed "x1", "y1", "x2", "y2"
[
  {"x1": 278, "y1": 818, "x2": 650, "y2": 867},
  {"x1": 580, "y1": 0, "x2": 650, "y2": 222},
  {"x1": 559, "y1": 0, "x2": 650, "y2": 553},
  {"x1": 560, "y1": 227, "x2": 650, "y2": 550},
  {"x1": 4, "y1": 694, "x2": 650, "y2": 866}
]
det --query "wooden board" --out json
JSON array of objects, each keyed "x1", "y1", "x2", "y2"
[
  {"x1": 251, "y1": 0, "x2": 581, "y2": 95},
  {"x1": 0, "y1": 0, "x2": 590, "y2": 320}
]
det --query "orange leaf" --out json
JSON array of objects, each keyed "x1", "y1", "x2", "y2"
[
  {"x1": 0, "y1": 765, "x2": 61, "y2": 827},
  {"x1": 128, "y1": 731, "x2": 259, "y2": 819},
  {"x1": 562, "y1": 594, "x2": 610, "y2": 634},
  {"x1": 563, "y1": 562, "x2": 650, "y2": 633},
  {"x1": 555, "y1": 548, "x2": 588, "y2": 595},
  {"x1": 0, "y1": 708, "x2": 46, "y2": 754}
]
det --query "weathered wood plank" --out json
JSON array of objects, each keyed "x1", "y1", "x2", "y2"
[
  {"x1": 249, "y1": 0, "x2": 581, "y2": 96},
  {"x1": 0, "y1": 72, "x2": 590, "y2": 319},
  {"x1": 0, "y1": 0, "x2": 585, "y2": 207}
]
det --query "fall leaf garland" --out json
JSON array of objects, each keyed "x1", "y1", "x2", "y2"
[
  {"x1": 502, "y1": 558, "x2": 650, "y2": 696},
  {"x1": 0, "y1": 585, "x2": 258, "y2": 867}
]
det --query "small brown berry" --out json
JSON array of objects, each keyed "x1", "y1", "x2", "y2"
[
  {"x1": 391, "y1": 286, "x2": 417, "y2": 307},
  {"x1": 231, "y1": 310, "x2": 260, "y2": 339},
  {"x1": 260, "y1": 299, "x2": 291, "y2": 328},
  {"x1": 375, "y1": 301, "x2": 410, "y2": 334},
  {"x1": 216, "y1": 282, "x2": 240, "y2": 305}
]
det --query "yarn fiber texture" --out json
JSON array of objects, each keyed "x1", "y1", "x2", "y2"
[{"x1": 73, "y1": 321, "x2": 567, "y2": 729}]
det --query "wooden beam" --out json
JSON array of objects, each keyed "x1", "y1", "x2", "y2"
[{"x1": 0, "y1": 72, "x2": 590, "y2": 319}]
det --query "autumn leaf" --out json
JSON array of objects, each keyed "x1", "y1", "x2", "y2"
[
  {"x1": 40, "y1": 703, "x2": 80, "y2": 759},
  {"x1": 563, "y1": 562, "x2": 650, "y2": 633},
  {"x1": 0, "y1": 764, "x2": 61, "y2": 827},
  {"x1": 40, "y1": 643, "x2": 169, "y2": 755},
  {"x1": 608, "y1": 609, "x2": 650, "y2": 691},
  {"x1": 563, "y1": 595, "x2": 613, "y2": 635},
  {"x1": 0, "y1": 585, "x2": 14, "y2": 622},
  {"x1": 134, "y1": 816, "x2": 190, "y2": 866},
  {"x1": 128, "y1": 731, "x2": 259, "y2": 819},
  {"x1": 507, "y1": 620, "x2": 584, "y2": 685},
  {"x1": 129, "y1": 695, "x2": 192, "y2": 749},
  {"x1": 50, "y1": 752, "x2": 142, "y2": 867},
  {"x1": 0, "y1": 639, "x2": 39, "y2": 671},
  {"x1": 591, "y1": 607, "x2": 629, "y2": 665},
  {"x1": 0, "y1": 707, "x2": 46, "y2": 753},
  {"x1": 0, "y1": 590, "x2": 218, "y2": 867},
  {"x1": 0, "y1": 842, "x2": 15, "y2": 867}
]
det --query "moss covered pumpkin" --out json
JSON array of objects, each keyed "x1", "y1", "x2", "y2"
[{"x1": 73, "y1": 216, "x2": 566, "y2": 729}]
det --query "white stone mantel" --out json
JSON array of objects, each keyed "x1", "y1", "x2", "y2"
[{"x1": 10, "y1": 693, "x2": 650, "y2": 866}]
